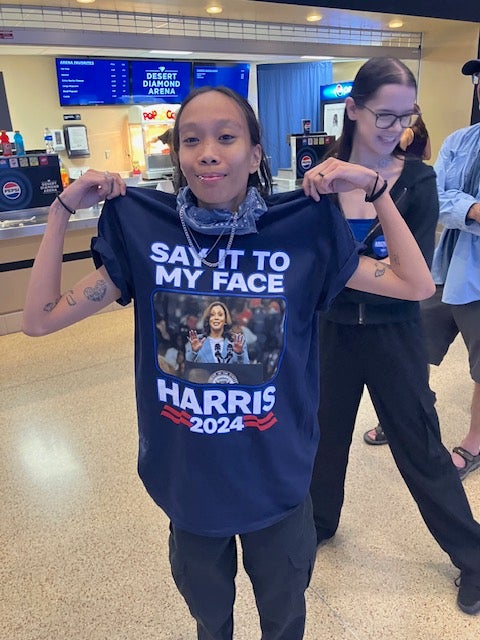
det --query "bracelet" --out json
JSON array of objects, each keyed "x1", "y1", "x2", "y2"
[
  {"x1": 56, "y1": 192, "x2": 76, "y2": 215},
  {"x1": 365, "y1": 173, "x2": 388, "y2": 203},
  {"x1": 366, "y1": 172, "x2": 379, "y2": 201}
]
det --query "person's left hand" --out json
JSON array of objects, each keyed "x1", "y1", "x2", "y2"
[
  {"x1": 232, "y1": 333, "x2": 246, "y2": 354},
  {"x1": 302, "y1": 157, "x2": 378, "y2": 202}
]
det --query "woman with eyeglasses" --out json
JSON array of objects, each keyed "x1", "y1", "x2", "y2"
[{"x1": 307, "y1": 57, "x2": 480, "y2": 612}]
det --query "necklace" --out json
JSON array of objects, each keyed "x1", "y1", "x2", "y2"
[
  {"x1": 178, "y1": 203, "x2": 239, "y2": 268},
  {"x1": 376, "y1": 156, "x2": 392, "y2": 169},
  {"x1": 352, "y1": 155, "x2": 393, "y2": 172}
]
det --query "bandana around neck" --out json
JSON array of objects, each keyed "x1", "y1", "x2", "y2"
[{"x1": 176, "y1": 185, "x2": 268, "y2": 235}]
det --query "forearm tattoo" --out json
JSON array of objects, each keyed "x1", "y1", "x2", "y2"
[
  {"x1": 83, "y1": 279, "x2": 107, "y2": 302},
  {"x1": 65, "y1": 290, "x2": 77, "y2": 306},
  {"x1": 43, "y1": 281, "x2": 106, "y2": 312},
  {"x1": 43, "y1": 296, "x2": 61, "y2": 312},
  {"x1": 374, "y1": 263, "x2": 387, "y2": 278},
  {"x1": 390, "y1": 252, "x2": 400, "y2": 266}
]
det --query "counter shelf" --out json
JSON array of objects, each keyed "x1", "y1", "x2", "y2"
[{"x1": 0, "y1": 204, "x2": 102, "y2": 240}]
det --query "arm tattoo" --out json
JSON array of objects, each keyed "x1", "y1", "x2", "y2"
[
  {"x1": 65, "y1": 290, "x2": 77, "y2": 306},
  {"x1": 389, "y1": 252, "x2": 400, "y2": 266},
  {"x1": 374, "y1": 264, "x2": 387, "y2": 278},
  {"x1": 43, "y1": 296, "x2": 61, "y2": 312},
  {"x1": 83, "y1": 279, "x2": 108, "y2": 302}
]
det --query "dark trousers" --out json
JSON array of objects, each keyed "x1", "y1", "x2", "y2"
[
  {"x1": 169, "y1": 496, "x2": 317, "y2": 640},
  {"x1": 421, "y1": 284, "x2": 480, "y2": 382},
  {"x1": 310, "y1": 318, "x2": 480, "y2": 574}
]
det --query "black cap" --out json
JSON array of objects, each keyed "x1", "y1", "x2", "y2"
[{"x1": 462, "y1": 59, "x2": 480, "y2": 75}]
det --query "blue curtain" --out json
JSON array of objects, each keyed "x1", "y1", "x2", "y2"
[{"x1": 257, "y1": 62, "x2": 332, "y2": 176}]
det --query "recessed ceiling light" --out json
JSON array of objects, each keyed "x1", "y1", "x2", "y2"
[
  {"x1": 306, "y1": 13, "x2": 323, "y2": 23},
  {"x1": 301, "y1": 55, "x2": 333, "y2": 60},
  {"x1": 388, "y1": 18, "x2": 404, "y2": 29},
  {"x1": 206, "y1": 4, "x2": 223, "y2": 14},
  {"x1": 149, "y1": 50, "x2": 193, "y2": 56},
  {"x1": 76, "y1": 0, "x2": 96, "y2": 4}
]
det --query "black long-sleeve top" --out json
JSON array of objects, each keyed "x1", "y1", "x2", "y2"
[{"x1": 323, "y1": 158, "x2": 439, "y2": 325}]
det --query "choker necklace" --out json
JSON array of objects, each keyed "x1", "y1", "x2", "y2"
[
  {"x1": 179, "y1": 203, "x2": 239, "y2": 268},
  {"x1": 354, "y1": 156, "x2": 393, "y2": 172},
  {"x1": 376, "y1": 156, "x2": 392, "y2": 169}
]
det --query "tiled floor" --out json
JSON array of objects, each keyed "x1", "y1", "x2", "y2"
[{"x1": 1, "y1": 306, "x2": 479, "y2": 639}]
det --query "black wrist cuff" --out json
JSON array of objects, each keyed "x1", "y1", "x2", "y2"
[
  {"x1": 56, "y1": 193, "x2": 76, "y2": 215},
  {"x1": 365, "y1": 174, "x2": 388, "y2": 203}
]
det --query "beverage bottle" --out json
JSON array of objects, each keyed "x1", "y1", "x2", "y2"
[
  {"x1": 13, "y1": 130, "x2": 26, "y2": 156},
  {"x1": 58, "y1": 157, "x2": 70, "y2": 189},
  {"x1": 1, "y1": 130, "x2": 12, "y2": 156},
  {"x1": 44, "y1": 127, "x2": 55, "y2": 154}
]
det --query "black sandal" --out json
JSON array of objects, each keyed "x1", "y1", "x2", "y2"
[
  {"x1": 363, "y1": 423, "x2": 388, "y2": 446},
  {"x1": 453, "y1": 446, "x2": 480, "y2": 481}
]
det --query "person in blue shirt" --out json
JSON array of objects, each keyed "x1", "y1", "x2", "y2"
[
  {"x1": 22, "y1": 86, "x2": 435, "y2": 639},
  {"x1": 421, "y1": 58, "x2": 480, "y2": 481},
  {"x1": 185, "y1": 300, "x2": 250, "y2": 364}
]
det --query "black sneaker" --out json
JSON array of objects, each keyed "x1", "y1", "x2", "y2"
[{"x1": 456, "y1": 572, "x2": 480, "y2": 615}]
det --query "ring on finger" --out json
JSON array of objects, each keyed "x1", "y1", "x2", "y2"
[{"x1": 104, "y1": 171, "x2": 114, "y2": 194}]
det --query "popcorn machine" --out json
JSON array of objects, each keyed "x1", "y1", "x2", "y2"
[{"x1": 127, "y1": 103, "x2": 180, "y2": 179}]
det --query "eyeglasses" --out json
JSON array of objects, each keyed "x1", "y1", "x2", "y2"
[{"x1": 360, "y1": 104, "x2": 420, "y2": 129}]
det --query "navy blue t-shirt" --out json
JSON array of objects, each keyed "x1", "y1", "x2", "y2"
[{"x1": 91, "y1": 187, "x2": 359, "y2": 536}]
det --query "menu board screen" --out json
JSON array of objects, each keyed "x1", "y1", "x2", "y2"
[
  {"x1": 130, "y1": 61, "x2": 192, "y2": 104},
  {"x1": 193, "y1": 63, "x2": 250, "y2": 98},
  {"x1": 55, "y1": 58, "x2": 130, "y2": 106}
]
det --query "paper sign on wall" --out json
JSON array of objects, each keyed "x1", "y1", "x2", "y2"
[{"x1": 64, "y1": 124, "x2": 90, "y2": 157}]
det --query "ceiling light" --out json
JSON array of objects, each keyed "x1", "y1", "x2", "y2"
[
  {"x1": 149, "y1": 50, "x2": 193, "y2": 55},
  {"x1": 301, "y1": 56, "x2": 333, "y2": 60},
  {"x1": 206, "y1": 4, "x2": 223, "y2": 14},
  {"x1": 388, "y1": 18, "x2": 404, "y2": 29},
  {"x1": 76, "y1": 0, "x2": 96, "y2": 4},
  {"x1": 306, "y1": 13, "x2": 323, "y2": 23}
]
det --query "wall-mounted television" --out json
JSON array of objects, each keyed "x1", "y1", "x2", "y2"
[
  {"x1": 193, "y1": 63, "x2": 250, "y2": 98},
  {"x1": 55, "y1": 58, "x2": 130, "y2": 106},
  {"x1": 130, "y1": 61, "x2": 192, "y2": 104}
]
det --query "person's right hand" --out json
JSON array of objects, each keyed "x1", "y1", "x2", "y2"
[
  {"x1": 56, "y1": 169, "x2": 126, "y2": 213},
  {"x1": 188, "y1": 330, "x2": 205, "y2": 353}
]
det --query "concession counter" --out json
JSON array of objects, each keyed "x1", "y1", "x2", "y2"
[{"x1": 0, "y1": 204, "x2": 104, "y2": 334}]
